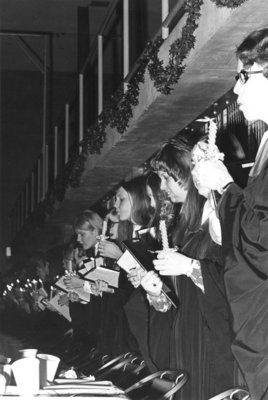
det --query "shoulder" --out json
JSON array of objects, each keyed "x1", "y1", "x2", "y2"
[{"x1": 244, "y1": 160, "x2": 268, "y2": 209}]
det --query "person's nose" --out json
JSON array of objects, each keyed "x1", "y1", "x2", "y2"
[
  {"x1": 77, "y1": 234, "x2": 82, "y2": 243},
  {"x1": 114, "y1": 198, "x2": 119, "y2": 210}
]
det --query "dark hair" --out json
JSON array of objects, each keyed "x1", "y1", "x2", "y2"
[
  {"x1": 151, "y1": 132, "x2": 203, "y2": 185},
  {"x1": 121, "y1": 175, "x2": 153, "y2": 227},
  {"x1": 237, "y1": 28, "x2": 268, "y2": 78},
  {"x1": 146, "y1": 172, "x2": 161, "y2": 226},
  {"x1": 151, "y1": 131, "x2": 205, "y2": 246},
  {"x1": 62, "y1": 237, "x2": 83, "y2": 261},
  {"x1": 73, "y1": 209, "x2": 103, "y2": 234}
]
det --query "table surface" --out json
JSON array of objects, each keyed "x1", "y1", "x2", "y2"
[{"x1": 3, "y1": 381, "x2": 131, "y2": 398}]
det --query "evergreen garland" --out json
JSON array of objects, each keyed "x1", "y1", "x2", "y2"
[
  {"x1": 211, "y1": 0, "x2": 247, "y2": 7},
  {"x1": 22, "y1": 0, "x2": 249, "y2": 233}
]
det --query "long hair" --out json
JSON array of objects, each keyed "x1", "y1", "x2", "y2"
[
  {"x1": 122, "y1": 175, "x2": 153, "y2": 227},
  {"x1": 237, "y1": 28, "x2": 268, "y2": 77},
  {"x1": 151, "y1": 131, "x2": 206, "y2": 247},
  {"x1": 73, "y1": 209, "x2": 103, "y2": 234}
]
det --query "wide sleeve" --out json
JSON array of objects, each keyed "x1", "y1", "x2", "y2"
[{"x1": 219, "y1": 161, "x2": 268, "y2": 399}]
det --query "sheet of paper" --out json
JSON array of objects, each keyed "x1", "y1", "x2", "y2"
[
  {"x1": 48, "y1": 293, "x2": 71, "y2": 322},
  {"x1": 84, "y1": 266, "x2": 119, "y2": 288},
  {"x1": 54, "y1": 276, "x2": 91, "y2": 303},
  {"x1": 79, "y1": 257, "x2": 104, "y2": 275},
  {"x1": 117, "y1": 250, "x2": 141, "y2": 273}
]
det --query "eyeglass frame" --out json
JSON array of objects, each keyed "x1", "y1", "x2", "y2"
[{"x1": 235, "y1": 69, "x2": 264, "y2": 84}]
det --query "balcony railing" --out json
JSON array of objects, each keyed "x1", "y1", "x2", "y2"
[
  {"x1": 8, "y1": 0, "x2": 266, "y2": 244},
  {"x1": 9, "y1": 0, "x2": 188, "y2": 242}
]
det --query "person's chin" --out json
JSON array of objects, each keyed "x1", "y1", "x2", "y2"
[
  {"x1": 199, "y1": 188, "x2": 210, "y2": 198},
  {"x1": 240, "y1": 107, "x2": 257, "y2": 122}
]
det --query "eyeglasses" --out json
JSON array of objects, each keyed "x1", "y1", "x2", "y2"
[{"x1": 235, "y1": 69, "x2": 263, "y2": 84}]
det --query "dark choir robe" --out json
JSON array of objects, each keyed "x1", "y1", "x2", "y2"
[
  {"x1": 170, "y1": 226, "x2": 237, "y2": 400},
  {"x1": 69, "y1": 246, "x2": 101, "y2": 349},
  {"x1": 123, "y1": 228, "x2": 175, "y2": 372},
  {"x1": 219, "y1": 159, "x2": 268, "y2": 400},
  {"x1": 99, "y1": 266, "x2": 139, "y2": 356},
  {"x1": 124, "y1": 286, "x2": 174, "y2": 372}
]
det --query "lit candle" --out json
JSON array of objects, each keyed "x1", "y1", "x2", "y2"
[
  {"x1": 101, "y1": 219, "x2": 108, "y2": 237},
  {"x1": 32, "y1": 279, "x2": 37, "y2": 291},
  {"x1": 50, "y1": 286, "x2": 54, "y2": 300},
  {"x1": 68, "y1": 260, "x2": 73, "y2": 274},
  {"x1": 39, "y1": 278, "x2": 44, "y2": 288}
]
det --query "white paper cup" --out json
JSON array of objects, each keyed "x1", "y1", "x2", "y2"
[
  {"x1": 37, "y1": 354, "x2": 60, "y2": 387},
  {"x1": 0, "y1": 363, "x2": 12, "y2": 386},
  {"x1": 18, "y1": 348, "x2": 38, "y2": 358},
  {"x1": 11, "y1": 358, "x2": 40, "y2": 395},
  {"x1": 0, "y1": 374, "x2": 6, "y2": 395}
]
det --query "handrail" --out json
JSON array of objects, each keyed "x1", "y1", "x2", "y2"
[
  {"x1": 81, "y1": 0, "x2": 121, "y2": 74},
  {"x1": 56, "y1": 0, "x2": 185, "y2": 126},
  {"x1": 8, "y1": 0, "x2": 190, "y2": 242},
  {"x1": 124, "y1": 0, "x2": 186, "y2": 84}
]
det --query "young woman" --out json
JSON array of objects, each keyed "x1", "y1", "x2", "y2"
[
  {"x1": 64, "y1": 210, "x2": 104, "y2": 352},
  {"x1": 99, "y1": 174, "x2": 173, "y2": 370},
  {"x1": 98, "y1": 176, "x2": 153, "y2": 357},
  {"x1": 148, "y1": 133, "x2": 238, "y2": 400},
  {"x1": 192, "y1": 28, "x2": 268, "y2": 399}
]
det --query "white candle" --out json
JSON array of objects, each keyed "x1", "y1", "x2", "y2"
[
  {"x1": 68, "y1": 260, "x2": 73, "y2": 274},
  {"x1": 50, "y1": 286, "x2": 54, "y2": 300},
  {"x1": 101, "y1": 220, "x2": 108, "y2": 237},
  {"x1": 159, "y1": 220, "x2": 169, "y2": 251}
]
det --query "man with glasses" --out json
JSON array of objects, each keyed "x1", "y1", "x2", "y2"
[{"x1": 192, "y1": 29, "x2": 268, "y2": 399}]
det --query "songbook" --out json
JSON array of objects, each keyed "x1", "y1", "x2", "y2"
[
  {"x1": 36, "y1": 287, "x2": 48, "y2": 311},
  {"x1": 78, "y1": 257, "x2": 104, "y2": 275},
  {"x1": 54, "y1": 276, "x2": 91, "y2": 303},
  {"x1": 121, "y1": 237, "x2": 179, "y2": 308},
  {"x1": 48, "y1": 293, "x2": 72, "y2": 322},
  {"x1": 80, "y1": 259, "x2": 120, "y2": 288}
]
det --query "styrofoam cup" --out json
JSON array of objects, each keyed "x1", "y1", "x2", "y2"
[
  {"x1": 11, "y1": 358, "x2": 40, "y2": 395},
  {"x1": 18, "y1": 348, "x2": 38, "y2": 358},
  {"x1": 37, "y1": 353, "x2": 60, "y2": 387}
]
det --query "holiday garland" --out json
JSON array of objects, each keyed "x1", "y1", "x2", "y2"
[
  {"x1": 211, "y1": 0, "x2": 247, "y2": 7},
  {"x1": 20, "y1": 0, "x2": 249, "y2": 235}
]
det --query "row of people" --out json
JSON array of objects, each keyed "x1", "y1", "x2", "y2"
[{"x1": 2, "y1": 27, "x2": 267, "y2": 400}]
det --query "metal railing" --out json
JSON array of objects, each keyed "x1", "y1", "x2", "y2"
[{"x1": 9, "y1": 0, "x2": 187, "y2": 242}]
